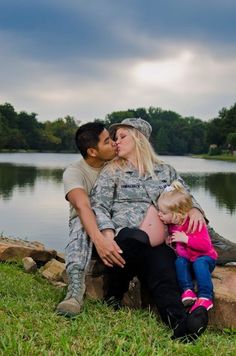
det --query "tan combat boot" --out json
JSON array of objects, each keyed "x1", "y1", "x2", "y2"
[
  {"x1": 56, "y1": 267, "x2": 86, "y2": 317},
  {"x1": 56, "y1": 297, "x2": 82, "y2": 317}
]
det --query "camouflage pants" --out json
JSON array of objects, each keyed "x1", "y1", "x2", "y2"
[
  {"x1": 208, "y1": 225, "x2": 234, "y2": 250},
  {"x1": 65, "y1": 216, "x2": 93, "y2": 274},
  {"x1": 208, "y1": 225, "x2": 236, "y2": 265}
]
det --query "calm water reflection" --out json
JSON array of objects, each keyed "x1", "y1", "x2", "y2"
[{"x1": 0, "y1": 153, "x2": 235, "y2": 251}]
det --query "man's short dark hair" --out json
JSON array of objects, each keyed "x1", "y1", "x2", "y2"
[{"x1": 75, "y1": 122, "x2": 105, "y2": 158}]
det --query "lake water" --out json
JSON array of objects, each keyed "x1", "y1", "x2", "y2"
[{"x1": 0, "y1": 153, "x2": 236, "y2": 252}]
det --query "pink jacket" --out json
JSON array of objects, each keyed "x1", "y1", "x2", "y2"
[{"x1": 169, "y1": 219, "x2": 218, "y2": 262}]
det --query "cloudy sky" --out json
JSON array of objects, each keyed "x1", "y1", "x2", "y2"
[{"x1": 0, "y1": 0, "x2": 235, "y2": 123}]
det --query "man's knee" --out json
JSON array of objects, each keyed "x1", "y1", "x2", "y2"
[{"x1": 208, "y1": 226, "x2": 235, "y2": 249}]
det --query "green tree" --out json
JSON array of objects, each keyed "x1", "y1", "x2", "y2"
[
  {"x1": 0, "y1": 103, "x2": 18, "y2": 128},
  {"x1": 226, "y1": 133, "x2": 236, "y2": 151},
  {"x1": 155, "y1": 127, "x2": 170, "y2": 154},
  {"x1": 18, "y1": 111, "x2": 42, "y2": 149},
  {"x1": 104, "y1": 110, "x2": 136, "y2": 127},
  {"x1": 206, "y1": 103, "x2": 236, "y2": 149},
  {"x1": 43, "y1": 116, "x2": 78, "y2": 151}
]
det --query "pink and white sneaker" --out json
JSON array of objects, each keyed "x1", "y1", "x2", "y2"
[
  {"x1": 190, "y1": 298, "x2": 213, "y2": 313},
  {"x1": 181, "y1": 289, "x2": 197, "y2": 307}
]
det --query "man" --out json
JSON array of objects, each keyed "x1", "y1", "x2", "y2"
[
  {"x1": 56, "y1": 122, "x2": 125, "y2": 317},
  {"x1": 57, "y1": 120, "x2": 236, "y2": 318}
]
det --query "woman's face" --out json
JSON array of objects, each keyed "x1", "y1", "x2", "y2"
[{"x1": 115, "y1": 127, "x2": 136, "y2": 159}]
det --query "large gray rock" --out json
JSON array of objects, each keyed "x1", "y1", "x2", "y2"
[
  {"x1": 1, "y1": 237, "x2": 235, "y2": 329},
  {"x1": 32, "y1": 256, "x2": 236, "y2": 329},
  {"x1": 85, "y1": 259, "x2": 236, "y2": 329},
  {"x1": 209, "y1": 266, "x2": 236, "y2": 328}
]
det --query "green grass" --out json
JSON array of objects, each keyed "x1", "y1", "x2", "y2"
[
  {"x1": 0, "y1": 263, "x2": 235, "y2": 355},
  {"x1": 192, "y1": 154, "x2": 236, "y2": 162}
]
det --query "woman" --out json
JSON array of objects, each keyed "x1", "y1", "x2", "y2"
[{"x1": 90, "y1": 118, "x2": 208, "y2": 341}]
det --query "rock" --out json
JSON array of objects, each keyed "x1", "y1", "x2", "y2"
[
  {"x1": 86, "y1": 275, "x2": 106, "y2": 300},
  {"x1": 22, "y1": 257, "x2": 37, "y2": 273},
  {"x1": 84, "y1": 260, "x2": 236, "y2": 329},
  {"x1": 50, "y1": 281, "x2": 68, "y2": 288},
  {"x1": 56, "y1": 252, "x2": 65, "y2": 263},
  {"x1": 123, "y1": 277, "x2": 142, "y2": 309},
  {"x1": 0, "y1": 236, "x2": 57, "y2": 262},
  {"x1": 85, "y1": 259, "x2": 106, "y2": 299},
  {"x1": 2, "y1": 235, "x2": 235, "y2": 329},
  {"x1": 209, "y1": 266, "x2": 236, "y2": 329},
  {"x1": 39, "y1": 258, "x2": 66, "y2": 282},
  {"x1": 85, "y1": 261, "x2": 142, "y2": 307}
]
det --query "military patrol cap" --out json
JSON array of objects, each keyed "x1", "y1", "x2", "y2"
[{"x1": 109, "y1": 118, "x2": 152, "y2": 140}]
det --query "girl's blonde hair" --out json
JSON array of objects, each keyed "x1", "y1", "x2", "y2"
[
  {"x1": 158, "y1": 180, "x2": 193, "y2": 223},
  {"x1": 110, "y1": 127, "x2": 162, "y2": 177}
]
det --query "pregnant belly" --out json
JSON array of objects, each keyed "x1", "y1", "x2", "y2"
[{"x1": 139, "y1": 205, "x2": 168, "y2": 246}]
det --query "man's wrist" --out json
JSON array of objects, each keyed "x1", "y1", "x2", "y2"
[{"x1": 90, "y1": 231, "x2": 105, "y2": 244}]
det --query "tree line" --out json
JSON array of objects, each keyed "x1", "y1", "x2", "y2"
[
  {"x1": 0, "y1": 103, "x2": 78, "y2": 152},
  {"x1": 0, "y1": 102, "x2": 235, "y2": 155}
]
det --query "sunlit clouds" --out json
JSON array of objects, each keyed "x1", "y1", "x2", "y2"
[
  {"x1": 132, "y1": 48, "x2": 236, "y2": 95},
  {"x1": 133, "y1": 51, "x2": 194, "y2": 90},
  {"x1": 0, "y1": 1, "x2": 235, "y2": 121}
]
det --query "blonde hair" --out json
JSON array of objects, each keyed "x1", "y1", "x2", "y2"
[
  {"x1": 109, "y1": 127, "x2": 162, "y2": 177},
  {"x1": 158, "y1": 180, "x2": 193, "y2": 223}
]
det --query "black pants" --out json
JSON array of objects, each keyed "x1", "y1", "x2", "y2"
[{"x1": 105, "y1": 227, "x2": 186, "y2": 324}]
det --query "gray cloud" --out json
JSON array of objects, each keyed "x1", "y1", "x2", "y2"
[{"x1": 0, "y1": 0, "x2": 235, "y2": 122}]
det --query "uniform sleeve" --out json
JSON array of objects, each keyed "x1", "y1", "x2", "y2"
[
  {"x1": 168, "y1": 165, "x2": 206, "y2": 219},
  {"x1": 63, "y1": 166, "x2": 85, "y2": 199},
  {"x1": 90, "y1": 166, "x2": 116, "y2": 231}
]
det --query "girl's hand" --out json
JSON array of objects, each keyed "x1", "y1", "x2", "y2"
[
  {"x1": 171, "y1": 231, "x2": 188, "y2": 244},
  {"x1": 165, "y1": 235, "x2": 172, "y2": 246}
]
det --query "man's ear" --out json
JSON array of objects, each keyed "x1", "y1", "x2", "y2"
[{"x1": 87, "y1": 147, "x2": 98, "y2": 157}]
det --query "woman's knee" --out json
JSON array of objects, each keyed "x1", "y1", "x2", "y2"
[
  {"x1": 116, "y1": 227, "x2": 150, "y2": 245},
  {"x1": 150, "y1": 243, "x2": 176, "y2": 263}
]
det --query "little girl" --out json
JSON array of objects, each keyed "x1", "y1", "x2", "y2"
[{"x1": 158, "y1": 181, "x2": 218, "y2": 313}]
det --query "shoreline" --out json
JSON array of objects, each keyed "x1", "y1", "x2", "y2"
[
  {"x1": 1, "y1": 150, "x2": 236, "y2": 162},
  {"x1": 192, "y1": 154, "x2": 236, "y2": 162}
]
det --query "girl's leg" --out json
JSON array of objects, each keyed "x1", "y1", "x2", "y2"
[
  {"x1": 175, "y1": 257, "x2": 194, "y2": 292},
  {"x1": 193, "y1": 256, "x2": 216, "y2": 299}
]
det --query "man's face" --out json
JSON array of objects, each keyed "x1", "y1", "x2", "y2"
[{"x1": 95, "y1": 129, "x2": 116, "y2": 161}]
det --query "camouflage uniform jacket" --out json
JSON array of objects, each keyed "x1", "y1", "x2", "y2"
[{"x1": 90, "y1": 162, "x2": 204, "y2": 234}]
